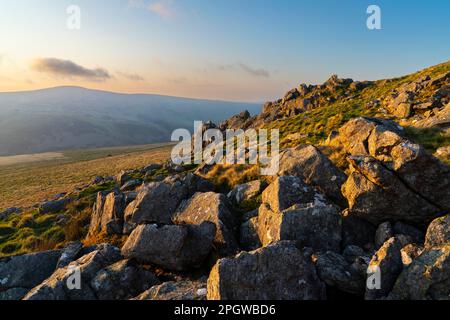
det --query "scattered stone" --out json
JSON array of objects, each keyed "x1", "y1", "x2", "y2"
[
  {"x1": 121, "y1": 222, "x2": 216, "y2": 271},
  {"x1": 207, "y1": 241, "x2": 326, "y2": 300}
]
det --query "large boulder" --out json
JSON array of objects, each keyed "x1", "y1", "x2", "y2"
[
  {"x1": 316, "y1": 251, "x2": 367, "y2": 296},
  {"x1": 121, "y1": 222, "x2": 216, "y2": 271},
  {"x1": 24, "y1": 244, "x2": 122, "y2": 300},
  {"x1": 259, "y1": 176, "x2": 317, "y2": 214},
  {"x1": 278, "y1": 145, "x2": 347, "y2": 206},
  {"x1": 365, "y1": 237, "x2": 403, "y2": 300},
  {"x1": 90, "y1": 259, "x2": 159, "y2": 300},
  {"x1": 173, "y1": 192, "x2": 239, "y2": 256},
  {"x1": 134, "y1": 280, "x2": 207, "y2": 300},
  {"x1": 425, "y1": 213, "x2": 450, "y2": 249},
  {"x1": 88, "y1": 192, "x2": 126, "y2": 237},
  {"x1": 123, "y1": 174, "x2": 213, "y2": 232},
  {"x1": 389, "y1": 245, "x2": 450, "y2": 300},
  {"x1": 207, "y1": 241, "x2": 326, "y2": 300},
  {"x1": 258, "y1": 203, "x2": 342, "y2": 252},
  {"x1": 342, "y1": 156, "x2": 441, "y2": 225},
  {"x1": 0, "y1": 250, "x2": 62, "y2": 300},
  {"x1": 339, "y1": 117, "x2": 450, "y2": 220},
  {"x1": 256, "y1": 176, "x2": 341, "y2": 252}
]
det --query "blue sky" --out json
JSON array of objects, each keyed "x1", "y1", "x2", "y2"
[{"x1": 0, "y1": 0, "x2": 449, "y2": 101}]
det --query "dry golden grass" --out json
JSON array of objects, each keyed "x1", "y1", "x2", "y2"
[{"x1": 0, "y1": 144, "x2": 173, "y2": 211}]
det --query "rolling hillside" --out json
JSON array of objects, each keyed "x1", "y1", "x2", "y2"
[{"x1": 0, "y1": 87, "x2": 261, "y2": 156}]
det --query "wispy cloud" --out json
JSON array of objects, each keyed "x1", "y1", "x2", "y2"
[
  {"x1": 117, "y1": 71, "x2": 145, "y2": 82},
  {"x1": 218, "y1": 62, "x2": 270, "y2": 78},
  {"x1": 31, "y1": 58, "x2": 111, "y2": 81},
  {"x1": 238, "y1": 63, "x2": 270, "y2": 78},
  {"x1": 129, "y1": 0, "x2": 175, "y2": 19}
]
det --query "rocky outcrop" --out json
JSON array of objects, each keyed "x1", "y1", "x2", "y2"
[
  {"x1": 207, "y1": 241, "x2": 326, "y2": 300},
  {"x1": 173, "y1": 192, "x2": 239, "y2": 256},
  {"x1": 134, "y1": 280, "x2": 207, "y2": 300},
  {"x1": 121, "y1": 223, "x2": 216, "y2": 271},
  {"x1": 256, "y1": 176, "x2": 341, "y2": 252},
  {"x1": 278, "y1": 145, "x2": 347, "y2": 206},
  {"x1": 0, "y1": 250, "x2": 62, "y2": 300},
  {"x1": 123, "y1": 173, "x2": 213, "y2": 232},
  {"x1": 219, "y1": 110, "x2": 252, "y2": 131},
  {"x1": 382, "y1": 71, "x2": 450, "y2": 126},
  {"x1": 88, "y1": 192, "x2": 126, "y2": 237}
]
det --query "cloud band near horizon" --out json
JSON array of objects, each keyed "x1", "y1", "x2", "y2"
[{"x1": 31, "y1": 58, "x2": 111, "y2": 81}]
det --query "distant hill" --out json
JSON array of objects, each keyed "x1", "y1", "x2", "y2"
[{"x1": 0, "y1": 86, "x2": 261, "y2": 156}]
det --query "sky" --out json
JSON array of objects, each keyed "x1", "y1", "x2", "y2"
[{"x1": 0, "y1": 0, "x2": 449, "y2": 102}]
